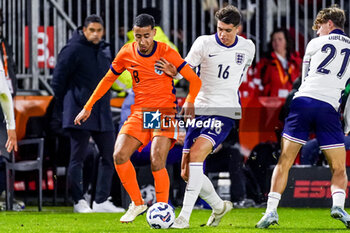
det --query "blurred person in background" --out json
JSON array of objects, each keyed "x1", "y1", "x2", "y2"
[
  {"x1": 256, "y1": 28, "x2": 301, "y2": 98},
  {"x1": 51, "y1": 15, "x2": 124, "y2": 213}
]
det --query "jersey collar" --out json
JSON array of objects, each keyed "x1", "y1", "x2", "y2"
[
  {"x1": 330, "y1": 29, "x2": 347, "y2": 36},
  {"x1": 137, "y1": 40, "x2": 158, "y2": 57},
  {"x1": 215, "y1": 33, "x2": 238, "y2": 48}
]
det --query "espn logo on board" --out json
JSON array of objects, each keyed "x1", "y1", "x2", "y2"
[{"x1": 293, "y1": 180, "x2": 350, "y2": 198}]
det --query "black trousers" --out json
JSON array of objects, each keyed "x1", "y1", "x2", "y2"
[{"x1": 67, "y1": 128, "x2": 115, "y2": 203}]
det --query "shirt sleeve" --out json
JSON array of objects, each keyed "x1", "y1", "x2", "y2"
[
  {"x1": 165, "y1": 39, "x2": 203, "y2": 80},
  {"x1": 179, "y1": 65, "x2": 202, "y2": 103},
  {"x1": 84, "y1": 47, "x2": 127, "y2": 111},
  {"x1": 246, "y1": 39, "x2": 256, "y2": 67},
  {"x1": 184, "y1": 37, "x2": 204, "y2": 68},
  {"x1": 163, "y1": 45, "x2": 202, "y2": 103},
  {"x1": 162, "y1": 45, "x2": 187, "y2": 72},
  {"x1": 301, "y1": 42, "x2": 313, "y2": 82},
  {"x1": 0, "y1": 68, "x2": 15, "y2": 130},
  {"x1": 110, "y1": 45, "x2": 127, "y2": 75}
]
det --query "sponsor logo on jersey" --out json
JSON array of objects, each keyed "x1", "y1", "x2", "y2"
[
  {"x1": 209, "y1": 54, "x2": 218, "y2": 57},
  {"x1": 235, "y1": 53, "x2": 245, "y2": 65}
]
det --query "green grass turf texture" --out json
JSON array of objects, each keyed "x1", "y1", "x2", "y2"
[{"x1": 0, "y1": 207, "x2": 349, "y2": 232}]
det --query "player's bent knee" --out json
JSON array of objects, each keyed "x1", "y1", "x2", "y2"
[
  {"x1": 333, "y1": 167, "x2": 347, "y2": 176},
  {"x1": 188, "y1": 149, "x2": 203, "y2": 162},
  {"x1": 150, "y1": 159, "x2": 166, "y2": 171},
  {"x1": 113, "y1": 150, "x2": 129, "y2": 165}
]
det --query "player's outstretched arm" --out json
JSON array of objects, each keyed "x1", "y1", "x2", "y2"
[
  {"x1": 74, "y1": 69, "x2": 120, "y2": 125},
  {"x1": 0, "y1": 76, "x2": 17, "y2": 152},
  {"x1": 84, "y1": 69, "x2": 120, "y2": 111}
]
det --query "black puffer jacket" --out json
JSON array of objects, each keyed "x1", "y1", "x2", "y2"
[{"x1": 51, "y1": 27, "x2": 114, "y2": 131}]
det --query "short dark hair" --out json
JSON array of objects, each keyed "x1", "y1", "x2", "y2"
[
  {"x1": 84, "y1": 14, "x2": 104, "y2": 28},
  {"x1": 215, "y1": 5, "x2": 241, "y2": 26},
  {"x1": 134, "y1": 14, "x2": 155, "y2": 29}
]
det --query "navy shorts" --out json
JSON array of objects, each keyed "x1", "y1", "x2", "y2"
[
  {"x1": 282, "y1": 97, "x2": 344, "y2": 150},
  {"x1": 183, "y1": 115, "x2": 235, "y2": 153}
]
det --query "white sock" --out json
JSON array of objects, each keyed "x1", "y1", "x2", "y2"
[
  {"x1": 266, "y1": 192, "x2": 281, "y2": 213},
  {"x1": 199, "y1": 175, "x2": 224, "y2": 213},
  {"x1": 332, "y1": 189, "x2": 346, "y2": 209},
  {"x1": 179, "y1": 162, "x2": 204, "y2": 221}
]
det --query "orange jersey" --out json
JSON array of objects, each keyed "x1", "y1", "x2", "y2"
[
  {"x1": 84, "y1": 41, "x2": 201, "y2": 112},
  {"x1": 112, "y1": 41, "x2": 185, "y2": 111}
]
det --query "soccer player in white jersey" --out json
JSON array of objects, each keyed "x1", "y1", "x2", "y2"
[
  {"x1": 0, "y1": 61, "x2": 17, "y2": 153},
  {"x1": 158, "y1": 5, "x2": 255, "y2": 228},
  {"x1": 256, "y1": 5, "x2": 350, "y2": 229}
]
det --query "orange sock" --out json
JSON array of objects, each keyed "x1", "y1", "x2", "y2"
[
  {"x1": 115, "y1": 160, "x2": 143, "y2": 205},
  {"x1": 152, "y1": 168, "x2": 170, "y2": 203}
]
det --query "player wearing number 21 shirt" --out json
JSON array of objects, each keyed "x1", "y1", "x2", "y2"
[{"x1": 256, "y1": 5, "x2": 350, "y2": 229}]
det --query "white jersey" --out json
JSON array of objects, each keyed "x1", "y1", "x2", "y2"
[
  {"x1": 184, "y1": 34, "x2": 255, "y2": 119},
  {"x1": 295, "y1": 30, "x2": 350, "y2": 110},
  {"x1": 0, "y1": 60, "x2": 15, "y2": 130}
]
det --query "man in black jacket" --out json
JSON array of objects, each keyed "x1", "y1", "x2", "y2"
[{"x1": 51, "y1": 15, "x2": 123, "y2": 213}]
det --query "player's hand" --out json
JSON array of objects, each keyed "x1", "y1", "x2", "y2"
[
  {"x1": 74, "y1": 108, "x2": 91, "y2": 125},
  {"x1": 5, "y1": 129, "x2": 17, "y2": 152},
  {"x1": 175, "y1": 131, "x2": 186, "y2": 146},
  {"x1": 179, "y1": 101, "x2": 195, "y2": 122},
  {"x1": 155, "y1": 58, "x2": 178, "y2": 77}
]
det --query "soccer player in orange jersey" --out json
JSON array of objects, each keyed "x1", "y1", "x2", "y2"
[{"x1": 74, "y1": 13, "x2": 201, "y2": 222}]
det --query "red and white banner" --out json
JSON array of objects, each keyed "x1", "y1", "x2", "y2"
[{"x1": 25, "y1": 26, "x2": 55, "y2": 69}]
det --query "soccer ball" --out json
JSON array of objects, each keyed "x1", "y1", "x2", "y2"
[
  {"x1": 146, "y1": 202, "x2": 175, "y2": 229},
  {"x1": 140, "y1": 184, "x2": 156, "y2": 207}
]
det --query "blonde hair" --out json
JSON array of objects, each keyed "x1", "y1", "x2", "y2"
[{"x1": 312, "y1": 5, "x2": 345, "y2": 30}]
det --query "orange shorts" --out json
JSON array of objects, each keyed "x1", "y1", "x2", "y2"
[{"x1": 119, "y1": 111, "x2": 178, "y2": 151}]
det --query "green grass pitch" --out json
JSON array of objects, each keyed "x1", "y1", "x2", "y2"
[{"x1": 0, "y1": 207, "x2": 349, "y2": 232}]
